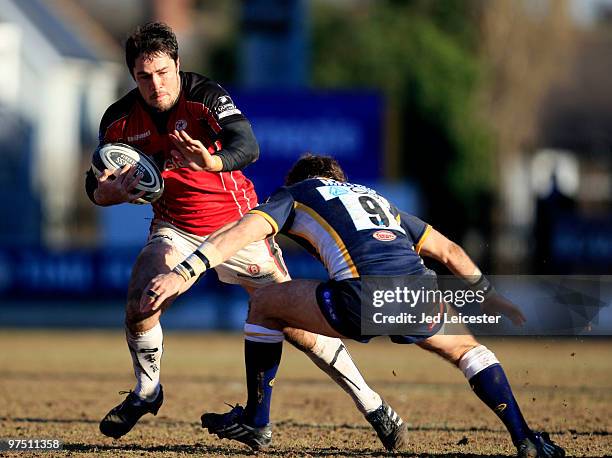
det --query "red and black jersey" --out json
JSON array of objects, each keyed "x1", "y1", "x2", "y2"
[{"x1": 93, "y1": 71, "x2": 258, "y2": 236}]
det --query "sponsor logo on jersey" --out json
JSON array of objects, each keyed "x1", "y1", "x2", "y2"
[
  {"x1": 349, "y1": 184, "x2": 373, "y2": 194},
  {"x1": 149, "y1": 234, "x2": 173, "y2": 243},
  {"x1": 163, "y1": 144, "x2": 197, "y2": 171},
  {"x1": 317, "y1": 185, "x2": 350, "y2": 200},
  {"x1": 329, "y1": 186, "x2": 350, "y2": 197},
  {"x1": 163, "y1": 158, "x2": 181, "y2": 171},
  {"x1": 318, "y1": 179, "x2": 378, "y2": 197},
  {"x1": 373, "y1": 230, "x2": 397, "y2": 241},
  {"x1": 175, "y1": 119, "x2": 188, "y2": 131},
  {"x1": 247, "y1": 264, "x2": 261, "y2": 275},
  {"x1": 215, "y1": 95, "x2": 242, "y2": 119},
  {"x1": 237, "y1": 271, "x2": 276, "y2": 281},
  {"x1": 127, "y1": 130, "x2": 151, "y2": 142}
]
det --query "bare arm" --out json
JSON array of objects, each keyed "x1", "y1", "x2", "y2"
[
  {"x1": 204, "y1": 213, "x2": 274, "y2": 262},
  {"x1": 419, "y1": 228, "x2": 479, "y2": 280},
  {"x1": 139, "y1": 213, "x2": 274, "y2": 312},
  {"x1": 419, "y1": 228, "x2": 526, "y2": 325}
]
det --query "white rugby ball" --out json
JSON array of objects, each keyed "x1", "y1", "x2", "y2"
[{"x1": 92, "y1": 142, "x2": 164, "y2": 204}]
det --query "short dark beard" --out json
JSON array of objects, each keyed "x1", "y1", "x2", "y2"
[{"x1": 150, "y1": 73, "x2": 181, "y2": 113}]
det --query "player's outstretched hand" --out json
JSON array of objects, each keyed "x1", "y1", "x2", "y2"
[
  {"x1": 482, "y1": 294, "x2": 527, "y2": 326},
  {"x1": 170, "y1": 129, "x2": 222, "y2": 172},
  {"x1": 94, "y1": 165, "x2": 146, "y2": 205},
  {"x1": 139, "y1": 272, "x2": 186, "y2": 314}
]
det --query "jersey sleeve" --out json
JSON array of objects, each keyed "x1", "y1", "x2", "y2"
[
  {"x1": 398, "y1": 211, "x2": 432, "y2": 253},
  {"x1": 197, "y1": 80, "x2": 246, "y2": 127},
  {"x1": 97, "y1": 108, "x2": 115, "y2": 144},
  {"x1": 85, "y1": 107, "x2": 117, "y2": 205},
  {"x1": 97, "y1": 91, "x2": 134, "y2": 143},
  {"x1": 248, "y1": 187, "x2": 295, "y2": 235},
  {"x1": 98, "y1": 110, "x2": 111, "y2": 143},
  {"x1": 216, "y1": 119, "x2": 259, "y2": 171}
]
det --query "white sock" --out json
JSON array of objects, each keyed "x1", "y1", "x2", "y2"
[
  {"x1": 126, "y1": 323, "x2": 163, "y2": 401},
  {"x1": 458, "y1": 345, "x2": 500, "y2": 380},
  {"x1": 244, "y1": 323, "x2": 285, "y2": 343},
  {"x1": 306, "y1": 334, "x2": 382, "y2": 415}
]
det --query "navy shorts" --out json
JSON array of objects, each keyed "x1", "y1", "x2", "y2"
[{"x1": 315, "y1": 276, "x2": 443, "y2": 344}]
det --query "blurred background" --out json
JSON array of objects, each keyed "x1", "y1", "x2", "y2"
[{"x1": 0, "y1": 0, "x2": 610, "y2": 329}]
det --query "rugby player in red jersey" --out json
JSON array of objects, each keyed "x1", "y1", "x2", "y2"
[{"x1": 85, "y1": 23, "x2": 407, "y2": 450}]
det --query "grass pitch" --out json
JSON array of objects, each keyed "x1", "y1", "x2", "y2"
[{"x1": 0, "y1": 330, "x2": 610, "y2": 457}]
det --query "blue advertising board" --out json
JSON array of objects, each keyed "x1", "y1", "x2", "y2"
[
  {"x1": 231, "y1": 89, "x2": 384, "y2": 200},
  {"x1": 0, "y1": 245, "x2": 326, "y2": 329},
  {"x1": 0, "y1": 246, "x2": 326, "y2": 301}
]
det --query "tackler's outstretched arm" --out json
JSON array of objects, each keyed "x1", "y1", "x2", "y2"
[
  {"x1": 139, "y1": 213, "x2": 275, "y2": 312},
  {"x1": 419, "y1": 228, "x2": 526, "y2": 326}
]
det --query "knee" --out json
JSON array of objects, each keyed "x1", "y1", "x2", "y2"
[
  {"x1": 283, "y1": 328, "x2": 316, "y2": 351},
  {"x1": 247, "y1": 291, "x2": 285, "y2": 331},
  {"x1": 125, "y1": 286, "x2": 162, "y2": 333},
  {"x1": 125, "y1": 306, "x2": 160, "y2": 334},
  {"x1": 247, "y1": 289, "x2": 268, "y2": 322},
  {"x1": 425, "y1": 335, "x2": 480, "y2": 366},
  {"x1": 249, "y1": 287, "x2": 265, "y2": 305},
  {"x1": 450, "y1": 338, "x2": 481, "y2": 366},
  {"x1": 124, "y1": 252, "x2": 175, "y2": 331}
]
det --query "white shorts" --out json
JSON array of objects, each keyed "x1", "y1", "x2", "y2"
[{"x1": 146, "y1": 220, "x2": 290, "y2": 288}]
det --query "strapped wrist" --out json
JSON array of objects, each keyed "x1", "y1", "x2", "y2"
[
  {"x1": 196, "y1": 241, "x2": 223, "y2": 268},
  {"x1": 170, "y1": 241, "x2": 222, "y2": 281},
  {"x1": 471, "y1": 274, "x2": 496, "y2": 300},
  {"x1": 172, "y1": 263, "x2": 193, "y2": 282}
]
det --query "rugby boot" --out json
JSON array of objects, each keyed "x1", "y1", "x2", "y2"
[
  {"x1": 201, "y1": 404, "x2": 272, "y2": 450},
  {"x1": 99, "y1": 385, "x2": 164, "y2": 439},
  {"x1": 365, "y1": 400, "x2": 409, "y2": 451},
  {"x1": 517, "y1": 431, "x2": 565, "y2": 458}
]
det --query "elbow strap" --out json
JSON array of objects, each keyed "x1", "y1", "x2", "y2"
[{"x1": 172, "y1": 241, "x2": 223, "y2": 281}]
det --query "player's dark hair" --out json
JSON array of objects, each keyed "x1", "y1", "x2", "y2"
[
  {"x1": 125, "y1": 22, "x2": 179, "y2": 76},
  {"x1": 285, "y1": 154, "x2": 347, "y2": 185}
]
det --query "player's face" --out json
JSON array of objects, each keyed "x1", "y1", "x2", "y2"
[{"x1": 133, "y1": 53, "x2": 181, "y2": 112}]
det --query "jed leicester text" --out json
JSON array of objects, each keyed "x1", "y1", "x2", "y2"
[{"x1": 372, "y1": 312, "x2": 501, "y2": 325}]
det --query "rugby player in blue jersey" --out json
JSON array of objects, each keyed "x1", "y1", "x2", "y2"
[{"x1": 141, "y1": 155, "x2": 565, "y2": 457}]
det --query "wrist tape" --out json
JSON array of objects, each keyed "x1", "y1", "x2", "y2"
[
  {"x1": 172, "y1": 242, "x2": 223, "y2": 281},
  {"x1": 470, "y1": 273, "x2": 496, "y2": 300}
]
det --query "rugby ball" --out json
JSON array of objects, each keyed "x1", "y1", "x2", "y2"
[{"x1": 91, "y1": 143, "x2": 164, "y2": 204}]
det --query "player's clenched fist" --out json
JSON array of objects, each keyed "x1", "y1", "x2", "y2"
[{"x1": 140, "y1": 272, "x2": 186, "y2": 313}]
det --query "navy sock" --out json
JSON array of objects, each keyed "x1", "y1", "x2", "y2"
[
  {"x1": 469, "y1": 364, "x2": 532, "y2": 445},
  {"x1": 243, "y1": 339, "x2": 282, "y2": 427}
]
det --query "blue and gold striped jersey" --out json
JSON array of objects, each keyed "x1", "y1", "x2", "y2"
[{"x1": 249, "y1": 178, "x2": 432, "y2": 280}]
